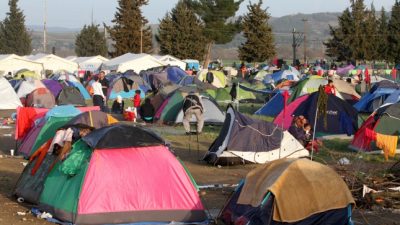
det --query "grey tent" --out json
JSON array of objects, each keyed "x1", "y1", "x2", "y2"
[
  {"x1": 57, "y1": 86, "x2": 86, "y2": 106},
  {"x1": 203, "y1": 105, "x2": 309, "y2": 165}
]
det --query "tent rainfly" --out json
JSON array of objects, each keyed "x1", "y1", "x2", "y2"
[
  {"x1": 102, "y1": 53, "x2": 166, "y2": 73},
  {"x1": 26, "y1": 54, "x2": 78, "y2": 73},
  {"x1": 0, "y1": 54, "x2": 44, "y2": 77},
  {"x1": 154, "y1": 55, "x2": 187, "y2": 70},
  {"x1": 72, "y1": 55, "x2": 109, "y2": 71}
]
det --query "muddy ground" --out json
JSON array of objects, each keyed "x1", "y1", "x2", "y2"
[{"x1": 0, "y1": 120, "x2": 399, "y2": 224}]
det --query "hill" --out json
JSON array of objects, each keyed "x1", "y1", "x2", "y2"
[{"x1": 28, "y1": 12, "x2": 341, "y2": 60}]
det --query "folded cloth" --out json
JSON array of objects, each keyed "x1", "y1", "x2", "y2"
[{"x1": 376, "y1": 133, "x2": 398, "y2": 160}]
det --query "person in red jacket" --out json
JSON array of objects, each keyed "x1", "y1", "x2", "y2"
[
  {"x1": 324, "y1": 79, "x2": 336, "y2": 95},
  {"x1": 133, "y1": 90, "x2": 141, "y2": 108}
]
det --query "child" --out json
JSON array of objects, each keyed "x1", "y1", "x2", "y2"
[
  {"x1": 132, "y1": 90, "x2": 141, "y2": 122},
  {"x1": 303, "y1": 123, "x2": 319, "y2": 153},
  {"x1": 111, "y1": 95, "x2": 124, "y2": 114}
]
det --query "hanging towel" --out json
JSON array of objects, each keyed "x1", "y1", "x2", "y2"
[
  {"x1": 376, "y1": 133, "x2": 398, "y2": 160},
  {"x1": 339, "y1": 112, "x2": 354, "y2": 136}
]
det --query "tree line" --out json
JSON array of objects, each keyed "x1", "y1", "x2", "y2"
[
  {"x1": 325, "y1": 0, "x2": 400, "y2": 65},
  {"x1": 0, "y1": 0, "x2": 275, "y2": 64}
]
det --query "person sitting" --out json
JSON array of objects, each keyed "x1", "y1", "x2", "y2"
[
  {"x1": 182, "y1": 91, "x2": 204, "y2": 135},
  {"x1": 324, "y1": 79, "x2": 336, "y2": 95},
  {"x1": 302, "y1": 123, "x2": 320, "y2": 153},
  {"x1": 140, "y1": 98, "x2": 155, "y2": 123},
  {"x1": 111, "y1": 95, "x2": 124, "y2": 114},
  {"x1": 288, "y1": 116, "x2": 306, "y2": 145}
]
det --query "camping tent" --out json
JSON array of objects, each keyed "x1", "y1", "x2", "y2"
[
  {"x1": 57, "y1": 85, "x2": 86, "y2": 106},
  {"x1": 155, "y1": 86, "x2": 225, "y2": 124},
  {"x1": 105, "y1": 74, "x2": 145, "y2": 99},
  {"x1": 255, "y1": 92, "x2": 285, "y2": 117},
  {"x1": 141, "y1": 66, "x2": 188, "y2": 92},
  {"x1": 25, "y1": 88, "x2": 55, "y2": 108},
  {"x1": 0, "y1": 76, "x2": 22, "y2": 109},
  {"x1": 220, "y1": 158, "x2": 354, "y2": 225},
  {"x1": 26, "y1": 54, "x2": 78, "y2": 73},
  {"x1": 332, "y1": 78, "x2": 360, "y2": 104},
  {"x1": 102, "y1": 53, "x2": 166, "y2": 73},
  {"x1": 274, "y1": 91, "x2": 358, "y2": 135},
  {"x1": 16, "y1": 79, "x2": 46, "y2": 98},
  {"x1": 350, "y1": 103, "x2": 400, "y2": 154},
  {"x1": 264, "y1": 70, "x2": 300, "y2": 84},
  {"x1": 72, "y1": 55, "x2": 109, "y2": 71},
  {"x1": 197, "y1": 70, "x2": 226, "y2": 88},
  {"x1": 16, "y1": 124, "x2": 208, "y2": 224},
  {"x1": 203, "y1": 106, "x2": 308, "y2": 164},
  {"x1": 336, "y1": 64, "x2": 355, "y2": 76},
  {"x1": 15, "y1": 70, "x2": 42, "y2": 80},
  {"x1": 354, "y1": 81, "x2": 399, "y2": 113},
  {"x1": 17, "y1": 105, "x2": 84, "y2": 157},
  {"x1": 42, "y1": 79, "x2": 63, "y2": 98},
  {"x1": 183, "y1": 59, "x2": 200, "y2": 70},
  {"x1": 0, "y1": 54, "x2": 44, "y2": 76},
  {"x1": 52, "y1": 73, "x2": 91, "y2": 100},
  {"x1": 154, "y1": 55, "x2": 186, "y2": 70},
  {"x1": 14, "y1": 111, "x2": 117, "y2": 204}
]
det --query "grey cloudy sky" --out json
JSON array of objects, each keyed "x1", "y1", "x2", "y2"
[{"x1": 0, "y1": 0, "x2": 396, "y2": 28}]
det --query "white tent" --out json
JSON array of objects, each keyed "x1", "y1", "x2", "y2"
[
  {"x1": 65, "y1": 56, "x2": 77, "y2": 61},
  {"x1": 0, "y1": 54, "x2": 44, "y2": 77},
  {"x1": 154, "y1": 55, "x2": 186, "y2": 70},
  {"x1": 71, "y1": 55, "x2": 109, "y2": 71},
  {"x1": 26, "y1": 54, "x2": 78, "y2": 73},
  {"x1": 102, "y1": 53, "x2": 166, "y2": 73},
  {"x1": 0, "y1": 76, "x2": 22, "y2": 109}
]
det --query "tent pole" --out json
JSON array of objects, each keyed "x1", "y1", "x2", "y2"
[
  {"x1": 237, "y1": 81, "x2": 240, "y2": 112},
  {"x1": 310, "y1": 106, "x2": 318, "y2": 161}
]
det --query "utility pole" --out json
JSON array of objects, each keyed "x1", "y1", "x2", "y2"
[
  {"x1": 302, "y1": 18, "x2": 308, "y2": 66},
  {"x1": 43, "y1": 0, "x2": 47, "y2": 53},
  {"x1": 140, "y1": 26, "x2": 143, "y2": 54},
  {"x1": 292, "y1": 28, "x2": 304, "y2": 67}
]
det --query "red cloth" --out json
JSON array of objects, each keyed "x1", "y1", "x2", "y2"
[
  {"x1": 392, "y1": 68, "x2": 397, "y2": 80},
  {"x1": 282, "y1": 90, "x2": 289, "y2": 115},
  {"x1": 16, "y1": 107, "x2": 48, "y2": 140},
  {"x1": 324, "y1": 85, "x2": 336, "y2": 95},
  {"x1": 364, "y1": 69, "x2": 371, "y2": 84},
  {"x1": 124, "y1": 111, "x2": 136, "y2": 121},
  {"x1": 29, "y1": 139, "x2": 53, "y2": 175},
  {"x1": 365, "y1": 128, "x2": 377, "y2": 141},
  {"x1": 133, "y1": 94, "x2": 141, "y2": 108}
]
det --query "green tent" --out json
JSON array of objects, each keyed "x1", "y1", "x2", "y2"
[
  {"x1": 288, "y1": 76, "x2": 327, "y2": 103},
  {"x1": 198, "y1": 70, "x2": 226, "y2": 88},
  {"x1": 15, "y1": 70, "x2": 41, "y2": 80},
  {"x1": 206, "y1": 88, "x2": 231, "y2": 103}
]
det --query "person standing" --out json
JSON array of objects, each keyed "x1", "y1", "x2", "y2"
[
  {"x1": 230, "y1": 83, "x2": 237, "y2": 102},
  {"x1": 324, "y1": 79, "x2": 336, "y2": 95},
  {"x1": 182, "y1": 91, "x2": 204, "y2": 135},
  {"x1": 132, "y1": 90, "x2": 141, "y2": 121},
  {"x1": 98, "y1": 71, "x2": 109, "y2": 97},
  {"x1": 91, "y1": 76, "x2": 106, "y2": 111}
]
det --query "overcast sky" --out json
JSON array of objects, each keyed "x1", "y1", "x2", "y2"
[{"x1": 0, "y1": 0, "x2": 395, "y2": 28}]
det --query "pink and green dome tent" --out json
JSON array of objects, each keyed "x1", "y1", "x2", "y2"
[{"x1": 16, "y1": 124, "x2": 208, "y2": 224}]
